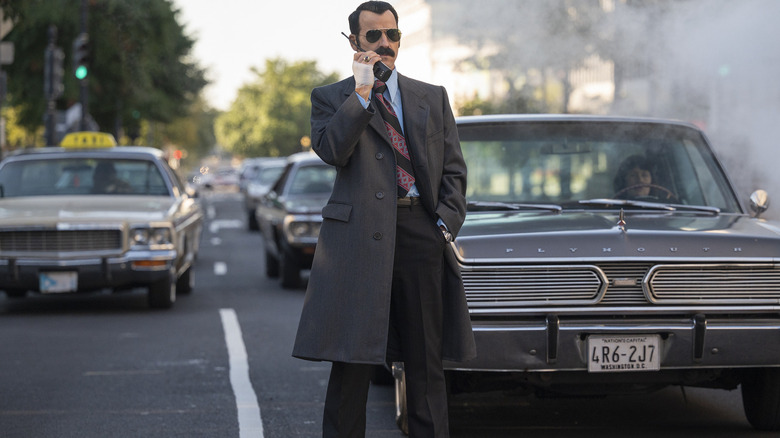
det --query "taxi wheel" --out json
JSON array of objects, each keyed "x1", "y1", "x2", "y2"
[
  {"x1": 148, "y1": 275, "x2": 176, "y2": 309},
  {"x1": 265, "y1": 248, "x2": 279, "y2": 278},
  {"x1": 248, "y1": 211, "x2": 259, "y2": 231},
  {"x1": 177, "y1": 266, "x2": 193, "y2": 295},
  {"x1": 4, "y1": 289, "x2": 27, "y2": 298},
  {"x1": 280, "y1": 250, "x2": 301, "y2": 289},
  {"x1": 742, "y1": 367, "x2": 780, "y2": 430}
]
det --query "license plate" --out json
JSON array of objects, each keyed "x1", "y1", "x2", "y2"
[
  {"x1": 39, "y1": 272, "x2": 78, "y2": 293},
  {"x1": 587, "y1": 334, "x2": 660, "y2": 372}
]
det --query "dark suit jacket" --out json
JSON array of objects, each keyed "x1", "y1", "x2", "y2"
[{"x1": 292, "y1": 74, "x2": 476, "y2": 364}]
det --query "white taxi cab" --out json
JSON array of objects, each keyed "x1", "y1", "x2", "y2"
[{"x1": 0, "y1": 132, "x2": 203, "y2": 308}]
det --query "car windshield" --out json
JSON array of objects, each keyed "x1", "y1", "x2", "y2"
[
  {"x1": 0, "y1": 157, "x2": 171, "y2": 197},
  {"x1": 458, "y1": 120, "x2": 741, "y2": 213},
  {"x1": 288, "y1": 164, "x2": 336, "y2": 195},
  {"x1": 255, "y1": 166, "x2": 285, "y2": 185}
]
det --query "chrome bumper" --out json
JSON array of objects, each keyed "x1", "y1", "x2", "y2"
[
  {"x1": 0, "y1": 250, "x2": 176, "y2": 292},
  {"x1": 446, "y1": 313, "x2": 780, "y2": 372}
]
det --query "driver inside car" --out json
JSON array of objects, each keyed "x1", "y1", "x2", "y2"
[
  {"x1": 613, "y1": 154, "x2": 675, "y2": 201},
  {"x1": 91, "y1": 161, "x2": 133, "y2": 194}
]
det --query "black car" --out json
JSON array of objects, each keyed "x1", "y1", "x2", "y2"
[
  {"x1": 389, "y1": 115, "x2": 780, "y2": 432},
  {"x1": 239, "y1": 157, "x2": 287, "y2": 231},
  {"x1": 256, "y1": 152, "x2": 336, "y2": 288}
]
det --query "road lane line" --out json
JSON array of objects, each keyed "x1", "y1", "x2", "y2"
[
  {"x1": 209, "y1": 219, "x2": 244, "y2": 234},
  {"x1": 220, "y1": 308, "x2": 264, "y2": 438}
]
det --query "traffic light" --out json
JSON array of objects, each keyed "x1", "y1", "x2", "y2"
[
  {"x1": 44, "y1": 46, "x2": 65, "y2": 99},
  {"x1": 72, "y1": 33, "x2": 90, "y2": 80}
]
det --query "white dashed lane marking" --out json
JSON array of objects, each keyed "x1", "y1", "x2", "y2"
[
  {"x1": 220, "y1": 308, "x2": 264, "y2": 438},
  {"x1": 214, "y1": 262, "x2": 227, "y2": 276}
]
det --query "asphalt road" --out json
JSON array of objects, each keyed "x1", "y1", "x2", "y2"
[{"x1": 0, "y1": 191, "x2": 775, "y2": 437}]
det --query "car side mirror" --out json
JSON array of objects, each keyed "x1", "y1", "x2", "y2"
[{"x1": 749, "y1": 189, "x2": 769, "y2": 217}]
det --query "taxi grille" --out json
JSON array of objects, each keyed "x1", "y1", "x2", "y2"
[
  {"x1": 0, "y1": 229, "x2": 122, "y2": 253},
  {"x1": 462, "y1": 262, "x2": 780, "y2": 308}
]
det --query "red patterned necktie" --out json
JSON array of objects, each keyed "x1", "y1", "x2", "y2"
[{"x1": 373, "y1": 81, "x2": 415, "y2": 197}]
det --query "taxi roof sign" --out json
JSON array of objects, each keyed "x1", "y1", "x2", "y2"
[{"x1": 60, "y1": 132, "x2": 117, "y2": 148}]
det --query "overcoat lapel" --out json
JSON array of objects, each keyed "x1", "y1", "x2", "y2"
[
  {"x1": 398, "y1": 75, "x2": 430, "y2": 175},
  {"x1": 368, "y1": 101, "x2": 390, "y2": 141},
  {"x1": 398, "y1": 75, "x2": 435, "y2": 211}
]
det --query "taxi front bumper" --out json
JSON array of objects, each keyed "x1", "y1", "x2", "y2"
[{"x1": 0, "y1": 249, "x2": 177, "y2": 293}]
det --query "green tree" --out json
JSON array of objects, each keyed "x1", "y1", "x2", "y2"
[
  {"x1": 154, "y1": 96, "x2": 218, "y2": 166},
  {"x1": 1, "y1": 0, "x2": 206, "y2": 138},
  {"x1": 215, "y1": 58, "x2": 339, "y2": 158}
]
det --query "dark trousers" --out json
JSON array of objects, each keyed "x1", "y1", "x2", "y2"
[{"x1": 323, "y1": 202, "x2": 449, "y2": 438}]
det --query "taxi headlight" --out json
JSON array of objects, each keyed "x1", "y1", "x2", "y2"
[
  {"x1": 130, "y1": 227, "x2": 173, "y2": 247},
  {"x1": 150, "y1": 228, "x2": 173, "y2": 245},
  {"x1": 131, "y1": 228, "x2": 149, "y2": 245}
]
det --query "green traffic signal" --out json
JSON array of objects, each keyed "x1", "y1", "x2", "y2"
[
  {"x1": 72, "y1": 33, "x2": 90, "y2": 81},
  {"x1": 75, "y1": 65, "x2": 88, "y2": 80}
]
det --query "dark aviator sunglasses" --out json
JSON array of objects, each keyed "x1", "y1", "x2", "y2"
[{"x1": 361, "y1": 28, "x2": 402, "y2": 43}]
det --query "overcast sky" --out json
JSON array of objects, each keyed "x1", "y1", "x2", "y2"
[{"x1": 173, "y1": 0, "x2": 364, "y2": 110}]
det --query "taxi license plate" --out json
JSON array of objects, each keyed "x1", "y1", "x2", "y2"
[
  {"x1": 39, "y1": 272, "x2": 78, "y2": 293},
  {"x1": 587, "y1": 334, "x2": 660, "y2": 372}
]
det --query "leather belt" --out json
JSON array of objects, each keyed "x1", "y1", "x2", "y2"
[{"x1": 397, "y1": 197, "x2": 421, "y2": 206}]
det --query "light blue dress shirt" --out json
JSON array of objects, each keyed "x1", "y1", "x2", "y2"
[{"x1": 356, "y1": 69, "x2": 419, "y2": 197}]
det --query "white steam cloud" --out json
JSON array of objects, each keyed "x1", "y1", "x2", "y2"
[{"x1": 611, "y1": 0, "x2": 780, "y2": 218}]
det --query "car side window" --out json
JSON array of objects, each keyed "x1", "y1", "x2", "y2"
[
  {"x1": 271, "y1": 164, "x2": 293, "y2": 195},
  {"x1": 289, "y1": 165, "x2": 336, "y2": 195}
]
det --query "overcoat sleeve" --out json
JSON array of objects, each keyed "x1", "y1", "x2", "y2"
[
  {"x1": 434, "y1": 87, "x2": 467, "y2": 237},
  {"x1": 310, "y1": 80, "x2": 375, "y2": 168}
]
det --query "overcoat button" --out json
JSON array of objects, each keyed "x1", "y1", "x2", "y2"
[
  {"x1": 375, "y1": 152, "x2": 384, "y2": 160},
  {"x1": 376, "y1": 191, "x2": 385, "y2": 199},
  {"x1": 373, "y1": 232, "x2": 382, "y2": 240}
]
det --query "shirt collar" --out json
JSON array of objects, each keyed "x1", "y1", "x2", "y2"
[{"x1": 385, "y1": 69, "x2": 400, "y2": 103}]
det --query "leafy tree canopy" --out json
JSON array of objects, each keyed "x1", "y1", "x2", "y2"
[
  {"x1": 1, "y1": 0, "x2": 207, "y2": 136},
  {"x1": 215, "y1": 58, "x2": 339, "y2": 158}
]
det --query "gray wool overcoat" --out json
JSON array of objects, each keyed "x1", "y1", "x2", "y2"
[{"x1": 292, "y1": 74, "x2": 477, "y2": 365}]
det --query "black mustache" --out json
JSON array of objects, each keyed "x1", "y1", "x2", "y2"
[{"x1": 376, "y1": 47, "x2": 395, "y2": 57}]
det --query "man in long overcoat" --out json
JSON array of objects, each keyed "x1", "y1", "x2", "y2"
[{"x1": 292, "y1": 2, "x2": 475, "y2": 437}]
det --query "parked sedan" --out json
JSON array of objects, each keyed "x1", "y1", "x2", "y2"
[
  {"x1": 0, "y1": 132, "x2": 203, "y2": 309},
  {"x1": 389, "y1": 115, "x2": 780, "y2": 432},
  {"x1": 256, "y1": 152, "x2": 335, "y2": 288},
  {"x1": 239, "y1": 157, "x2": 287, "y2": 231}
]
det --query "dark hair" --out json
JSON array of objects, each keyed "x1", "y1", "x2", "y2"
[
  {"x1": 613, "y1": 154, "x2": 653, "y2": 192},
  {"x1": 348, "y1": 1, "x2": 399, "y2": 35}
]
